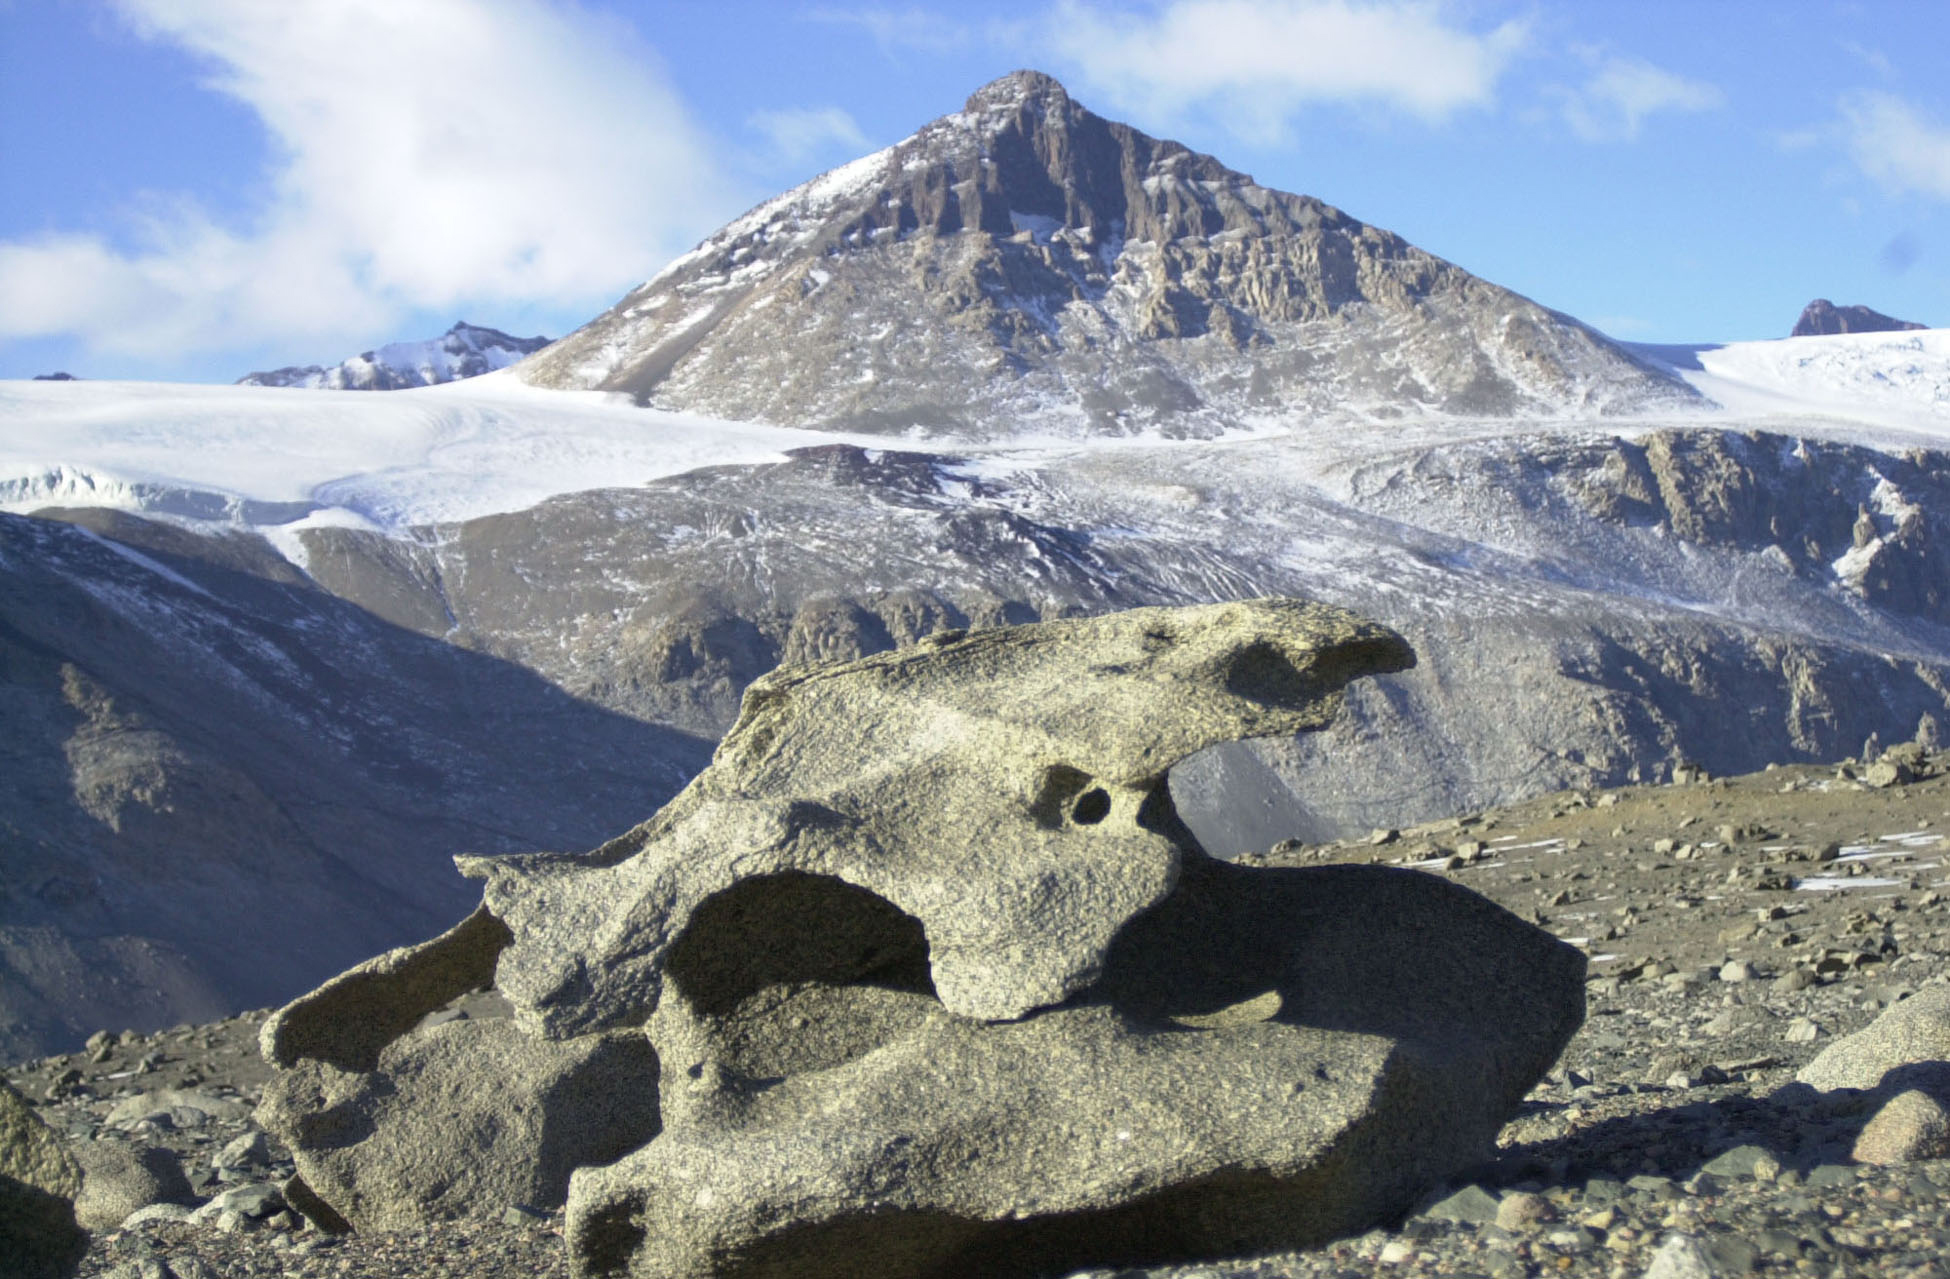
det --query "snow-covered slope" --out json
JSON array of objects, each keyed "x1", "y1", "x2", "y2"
[
  {"x1": 0, "y1": 372, "x2": 870, "y2": 533},
  {"x1": 238, "y1": 321, "x2": 551, "y2": 390},
  {"x1": 7, "y1": 328, "x2": 1950, "y2": 541},
  {"x1": 1644, "y1": 329, "x2": 1950, "y2": 436}
]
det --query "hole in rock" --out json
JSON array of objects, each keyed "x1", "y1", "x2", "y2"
[
  {"x1": 667, "y1": 872, "x2": 935, "y2": 1018},
  {"x1": 1222, "y1": 640, "x2": 1315, "y2": 706},
  {"x1": 666, "y1": 872, "x2": 940, "y2": 1081},
  {"x1": 1071, "y1": 788, "x2": 1112, "y2": 825},
  {"x1": 1031, "y1": 765, "x2": 1094, "y2": 829}
]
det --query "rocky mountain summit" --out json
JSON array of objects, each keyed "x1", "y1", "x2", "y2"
[
  {"x1": 519, "y1": 71, "x2": 1693, "y2": 434},
  {"x1": 1792, "y1": 300, "x2": 1926, "y2": 338},
  {"x1": 238, "y1": 322, "x2": 550, "y2": 390}
]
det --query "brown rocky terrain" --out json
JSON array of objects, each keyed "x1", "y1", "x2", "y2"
[{"x1": 10, "y1": 741, "x2": 1950, "y2": 1278}]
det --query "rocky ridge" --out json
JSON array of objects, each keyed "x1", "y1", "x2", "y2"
[
  {"x1": 1792, "y1": 300, "x2": 1926, "y2": 339},
  {"x1": 518, "y1": 71, "x2": 1693, "y2": 434},
  {"x1": 238, "y1": 322, "x2": 550, "y2": 390},
  {"x1": 10, "y1": 743, "x2": 1950, "y2": 1278}
]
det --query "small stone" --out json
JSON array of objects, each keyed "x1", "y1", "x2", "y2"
[
  {"x1": 1420, "y1": 1183, "x2": 1501, "y2": 1224},
  {"x1": 1863, "y1": 760, "x2": 1910, "y2": 788},
  {"x1": 72, "y1": 1141, "x2": 196, "y2": 1231},
  {"x1": 1852, "y1": 1089, "x2": 1950, "y2": 1165},
  {"x1": 1700, "y1": 1144, "x2": 1781, "y2": 1181},
  {"x1": 119, "y1": 1202, "x2": 195, "y2": 1228},
  {"x1": 1377, "y1": 1238, "x2": 1414, "y2": 1263},
  {"x1": 1369, "y1": 828, "x2": 1399, "y2": 846},
  {"x1": 1784, "y1": 1017, "x2": 1820, "y2": 1043},
  {"x1": 1718, "y1": 960, "x2": 1755, "y2": 983},
  {"x1": 1627, "y1": 1174, "x2": 1679, "y2": 1201},
  {"x1": 1495, "y1": 1190, "x2": 1555, "y2": 1230},
  {"x1": 1642, "y1": 1231, "x2": 1715, "y2": 1279},
  {"x1": 1774, "y1": 968, "x2": 1814, "y2": 993},
  {"x1": 216, "y1": 1130, "x2": 270, "y2": 1169},
  {"x1": 503, "y1": 1202, "x2": 551, "y2": 1227}
]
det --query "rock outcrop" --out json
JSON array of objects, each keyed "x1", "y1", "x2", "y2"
[
  {"x1": 1791, "y1": 299, "x2": 1926, "y2": 337},
  {"x1": 256, "y1": 599, "x2": 1587, "y2": 1277}
]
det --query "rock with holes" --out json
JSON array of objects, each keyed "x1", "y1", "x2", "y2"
[
  {"x1": 569, "y1": 857, "x2": 1585, "y2": 1278},
  {"x1": 463, "y1": 598, "x2": 1417, "y2": 1031},
  {"x1": 256, "y1": 598, "x2": 1581, "y2": 1274},
  {"x1": 254, "y1": 907, "x2": 662, "y2": 1231}
]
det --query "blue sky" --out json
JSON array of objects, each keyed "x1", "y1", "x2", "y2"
[{"x1": 3, "y1": 0, "x2": 1948, "y2": 383}]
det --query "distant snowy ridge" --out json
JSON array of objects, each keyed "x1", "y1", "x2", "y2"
[
  {"x1": 238, "y1": 320, "x2": 551, "y2": 390},
  {"x1": 1629, "y1": 328, "x2": 1950, "y2": 435}
]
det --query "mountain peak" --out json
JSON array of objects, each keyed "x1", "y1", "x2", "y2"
[
  {"x1": 1792, "y1": 298, "x2": 1925, "y2": 338},
  {"x1": 519, "y1": 75, "x2": 1694, "y2": 432},
  {"x1": 964, "y1": 69, "x2": 1072, "y2": 114}
]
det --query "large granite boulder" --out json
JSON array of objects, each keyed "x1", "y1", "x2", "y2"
[
  {"x1": 257, "y1": 598, "x2": 1586, "y2": 1276},
  {"x1": 1, "y1": 1079, "x2": 87, "y2": 1279}
]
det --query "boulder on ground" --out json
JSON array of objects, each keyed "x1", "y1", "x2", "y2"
[
  {"x1": 1852, "y1": 1089, "x2": 1950, "y2": 1165},
  {"x1": 71, "y1": 1140, "x2": 194, "y2": 1231},
  {"x1": 1796, "y1": 984, "x2": 1950, "y2": 1093},
  {"x1": 260, "y1": 598, "x2": 1584, "y2": 1276},
  {"x1": 0, "y1": 1079, "x2": 87, "y2": 1279}
]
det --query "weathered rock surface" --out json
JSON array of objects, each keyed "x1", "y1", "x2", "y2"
[
  {"x1": 0, "y1": 1078, "x2": 86, "y2": 1279},
  {"x1": 466, "y1": 598, "x2": 1417, "y2": 1030},
  {"x1": 256, "y1": 907, "x2": 662, "y2": 1231},
  {"x1": 1791, "y1": 298, "x2": 1926, "y2": 337},
  {"x1": 576, "y1": 859, "x2": 1582, "y2": 1279}
]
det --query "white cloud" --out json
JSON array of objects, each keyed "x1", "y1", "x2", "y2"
[
  {"x1": 1554, "y1": 54, "x2": 1723, "y2": 142},
  {"x1": 0, "y1": 0, "x2": 732, "y2": 361},
  {"x1": 1041, "y1": 0, "x2": 1527, "y2": 139},
  {"x1": 805, "y1": 7, "x2": 975, "y2": 56},
  {"x1": 1841, "y1": 91, "x2": 1950, "y2": 200},
  {"x1": 747, "y1": 106, "x2": 870, "y2": 168}
]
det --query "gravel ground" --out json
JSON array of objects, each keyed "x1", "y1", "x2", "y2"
[{"x1": 9, "y1": 751, "x2": 1950, "y2": 1278}]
